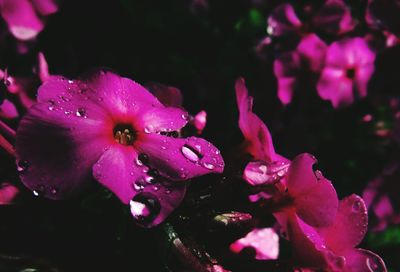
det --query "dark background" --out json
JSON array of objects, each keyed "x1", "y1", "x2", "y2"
[{"x1": 0, "y1": 0, "x2": 399, "y2": 271}]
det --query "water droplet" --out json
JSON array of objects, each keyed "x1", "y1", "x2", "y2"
[
  {"x1": 182, "y1": 113, "x2": 189, "y2": 120},
  {"x1": 202, "y1": 162, "x2": 215, "y2": 170},
  {"x1": 181, "y1": 145, "x2": 200, "y2": 162},
  {"x1": 129, "y1": 193, "x2": 161, "y2": 226},
  {"x1": 33, "y1": 190, "x2": 39, "y2": 197},
  {"x1": 145, "y1": 176, "x2": 154, "y2": 184},
  {"x1": 352, "y1": 199, "x2": 363, "y2": 212},
  {"x1": 64, "y1": 110, "x2": 72, "y2": 115},
  {"x1": 136, "y1": 153, "x2": 149, "y2": 166},
  {"x1": 153, "y1": 185, "x2": 160, "y2": 191},
  {"x1": 50, "y1": 187, "x2": 57, "y2": 195},
  {"x1": 17, "y1": 160, "x2": 29, "y2": 173},
  {"x1": 133, "y1": 180, "x2": 145, "y2": 191},
  {"x1": 48, "y1": 100, "x2": 55, "y2": 111},
  {"x1": 314, "y1": 170, "x2": 323, "y2": 180},
  {"x1": 144, "y1": 126, "x2": 153, "y2": 133},
  {"x1": 60, "y1": 95, "x2": 70, "y2": 102},
  {"x1": 76, "y1": 108, "x2": 87, "y2": 118},
  {"x1": 161, "y1": 146, "x2": 167, "y2": 150},
  {"x1": 68, "y1": 80, "x2": 74, "y2": 84}
]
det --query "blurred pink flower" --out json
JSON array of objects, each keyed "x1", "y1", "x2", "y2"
[
  {"x1": 0, "y1": 0, "x2": 58, "y2": 41},
  {"x1": 268, "y1": 0, "x2": 354, "y2": 38},
  {"x1": 317, "y1": 37, "x2": 376, "y2": 108},
  {"x1": 0, "y1": 182, "x2": 19, "y2": 204}
]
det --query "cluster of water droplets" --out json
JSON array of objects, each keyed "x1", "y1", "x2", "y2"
[{"x1": 244, "y1": 160, "x2": 290, "y2": 186}]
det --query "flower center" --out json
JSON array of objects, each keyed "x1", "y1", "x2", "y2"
[
  {"x1": 346, "y1": 67, "x2": 356, "y2": 79},
  {"x1": 113, "y1": 124, "x2": 136, "y2": 145}
]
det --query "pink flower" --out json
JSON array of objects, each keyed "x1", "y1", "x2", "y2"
[
  {"x1": 317, "y1": 37, "x2": 376, "y2": 108},
  {"x1": 286, "y1": 195, "x2": 387, "y2": 271},
  {"x1": 0, "y1": 182, "x2": 19, "y2": 204},
  {"x1": 0, "y1": 0, "x2": 58, "y2": 41},
  {"x1": 363, "y1": 162, "x2": 400, "y2": 231},
  {"x1": 267, "y1": 1, "x2": 354, "y2": 38},
  {"x1": 230, "y1": 228, "x2": 279, "y2": 260},
  {"x1": 274, "y1": 34, "x2": 327, "y2": 105},
  {"x1": 15, "y1": 70, "x2": 224, "y2": 227}
]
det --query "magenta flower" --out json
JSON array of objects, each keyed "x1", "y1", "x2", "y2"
[
  {"x1": 274, "y1": 33, "x2": 327, "y2": 105},
  {"x1": 286, "y1": 195, "x2": 387, "y2": 271},
  {"x1": 267, "y1": 0, "x2": 354, "y2": 38},
  {"x1": 363, "y1": 163, "x2": 400, "y2": 231},
  {"x1": 0, "y1": 0, "x2": 58, "y2": 41},
  {"x1": 273, "y1": 153, "x2": 339, "y2": 229},
  {"x1": 15, "y1": 70, "x2": 224, "y2": 227},
  {"x1": 230, "y1": 228, "x2": 279, "y2": 260},
  {"x1": 317, "y1": 37, "x2": 376, "y2": 108},
  {"x1": 0, "y1": 182, "x2": 19, "y2": 204}
]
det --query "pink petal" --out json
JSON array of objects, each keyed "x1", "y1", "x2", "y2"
[
  {"x1": 313, "y1": 0, "x2": 354, "y2": 35},
  {"x1": 31, "y1": 0, "x2": 58, "y2": 15},
  {"x1": 287, "y1": 153, "x2": 339, "y2": 227},
  {"x1": 344, "y1": 248, "x2": 387, "y2": 272},
  {"x1": 192, "y1": 110, "x2": 207, "y2": 134},
  {"x1": 235, "y1": 78, "x2": 276, "y2": 162},
  {"x1": 92, "y1": 145, "x2": 187, "y2": 227},
  {"x1": 136, "y1": 134, "x2": 224, "y2": 181},
  {"x1": 373, "y1": 194, "x2": 394, "y2": 220},
  {"x1": 286, "y1": 214, "x2": 328, "y2": 269},
  {"x1": 319, "y1": 195, "x2": 368, "y2": 253},
  {"x1": 277, "y1": 77, "x2": 296, "y2": 105},
  {"x1": 317, "y1": 67, "x2": 353, "y2": 108},
  {"x1": 0, "y1": 182, "x2": 19, "y2": 204},
  {"x1": 230, "y1": 228, "x2": 279, "y2": 260},
  {"x1": 267, "y1": 3, "x2": 302, "y2": 37},
  {"x1": 0, "y1": 99, "x2": 19, "y2": 119},
  {"x1": 354, "y1": 64, "x2": 374, "y2": 98},
  {"x1": 297, "y1": 34, "x2": 327, "y2": 73},
  {"x1": 273, "y1": 51, "x2": 301, "y2": 78},
  {"x1": 326, "y1": 38, "x2": 375, "y2": 68},
  {"x1": 38, "y1": 74, "x2": 188, "y2": 134},
  {"x1": 145, "y1": 82, "x2": 183, "y2": 107},
  {"x1": 38, "y1": 52, "x2": 50, "y2": 82},
  {"x1": 0, "y1": 0, "x2": 43, "y2": 40},
  {"x1": 15, "y1": 90, "x2": 111, "y2": 199}
]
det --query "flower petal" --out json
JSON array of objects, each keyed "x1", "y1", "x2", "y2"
[
  {"x1": 313, "y1": 0, "x2": 354, "y2": 35},
  {"x1": 320, "y1": 195, "x2": 368, "y2": 252},
  {"x1": 317, "y1": 67, "x2": 353, "y2": 108},
  {"x1": 297, "y1": 34, "x2": 327, "y2": 73},
  {"x1": 136, "y1": 105, "x2": 188, "y2": 133},
  {"x1": 0, "y1": 99, "x2": 19, "y2": 119},
  {"x1": 136, "y1": 134, "x2": 224, "y2": 181},
  {"x1": 354, "y1": 64, "x2": 374, "y2": 98},
  {"x1": 235, "y1": 78, "x2": 276, "y2": 162},
  {"x1": 145, "y1": 82, "x2": 183, "y2": 107},
  {"x1": 230, "y1": 228, "x2": 279, "y2": 260},
  {"x1": 267, "y1": 3, "x2": 302, "y2": 37},
  {"x1": 31, "y1": 0, "x2": 58, "y2": 15},
  {"x1": 0, "y1": 182, "x2": 19, "y2": 204},
  {"x1": 287, "y1": 153, "x2": 339, "y2": 227},
  {"x1": 92, "y1": 145, "x2": 187, "y2": 227},
  {"x1": 344, "y1": 248, "x2": 387, "y2": 272},
  {"x1": 15, "y1": 95, "x2": 111, "y2": 199},
  {"x1": 0, "y1": 0, "x2": 43, "y2": 40},
  {"x1": 286, "y1": 214, "x2": 328, "y2": 269}
]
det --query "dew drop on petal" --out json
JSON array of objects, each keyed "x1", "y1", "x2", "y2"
[
  {"x1": 75, "y1": 108, "x2": 87, "y2": 118},
  {"x1": 129, "y1": 193, "x2": 161, "y2": 226},
  {"x1": 352, "y1": 199, "x2": 363, "y2": 213},
  {"x1": 48, "y1": 100, "x2": 55, "y2": 111},
  {"x1": 202, "y1": 162, "x2": 215, "y2": 170},
  {"x1": 33, "y1": 190, "x2": 39, "y2": 197},
  {"x1": 181, "y1": 145, "x2": 200, "y2": 162},
  {"x1": 17, "y1": 160, "x2": 29, "y2": 173}
]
